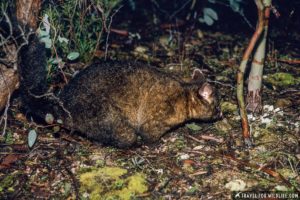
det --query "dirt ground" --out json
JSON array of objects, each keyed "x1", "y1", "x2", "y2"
[{"x1": 0, "y1": 27, "x2": 299, "y2": 199}]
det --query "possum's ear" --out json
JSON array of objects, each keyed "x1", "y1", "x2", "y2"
[
  {"x1": 192, "y1": 68, "x2": 205, "y2": 81},
  {"x1": 198, "y1": 83, "x2": 214, "y2": 104}
]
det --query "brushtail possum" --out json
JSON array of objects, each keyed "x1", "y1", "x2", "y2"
[{"x1": 18, "y1": 35, "x2": 221, "y2": 148}]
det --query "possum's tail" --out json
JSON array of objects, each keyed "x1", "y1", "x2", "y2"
[
  {"x1": 0, "y1": 5, "x2": 61, "y2": 122},
  {"x1": 17, "y1": 33, "x2": 63, "y2": 122}
]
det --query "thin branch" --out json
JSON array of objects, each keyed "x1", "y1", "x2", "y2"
[
  {"x1": 104, "y1": 6, "x2": 122, "y2": 60},
  {"x1": 0, "y1": 93, "x2": 11, "y2": 136}
]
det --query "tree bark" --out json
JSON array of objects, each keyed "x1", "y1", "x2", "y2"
[
  {"x1": 246, "y1": 3, "x2": 271, "y2": 113},
  {"x1": 16, "y1": 0, "x2": 42, "y2": 29},
  {"x1": 0, "y1": 67, "x2": 19, "y2": 110},
  {"x1": 0, "y1": 0, "x2": 41, "y2": 111},
  {"x1": 236, "y1": 2, "x2": 264, "y2": 147}
]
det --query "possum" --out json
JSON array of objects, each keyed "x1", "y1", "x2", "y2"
[{"x1": 18, "y1": 35, "x2": 222, "y2": 148}]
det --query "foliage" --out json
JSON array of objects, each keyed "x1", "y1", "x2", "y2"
[
  {"x1": 200, "y1": 0, "x2": 247, "y2": 26},
  {"x1": 27, "y1": 129, "x2": 37, "y2": 148},
  {"x1": 265, "y1": 72, "x2": 300, "y2": 87},
  {"x1": 41, "y1": 0, "x2": 122, "y2": 63}
]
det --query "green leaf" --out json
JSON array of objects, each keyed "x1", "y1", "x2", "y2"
[
  {"x1": 265, "y1": 72, "x2": 300, "y2": 86},
  {"x1": 45, "y1": 113, "x2": 54, "y2": 124},
  {"x1": 58, "y1": 36, "x2": 69, "y2": 44},
  {"x1": 41, "y1": 14, "x2": 51, "y2": 34},
  {"x1": 49, "y1": 57, "x2": 62, "y2": 64},
  {"x1": 38, "y1": 30, "x2": 49, "y2": 38},
  {"x1": 64, "y1": 182, "x2": 72, "y2": 195},
  {"x1": 230, "y1": 0, "x2": 241, "y2": 12},
  {"x1": 200, "y1": 8, "x2": 218, "y2": 26},
  {"x1": 28, "y1": 130, "x2": 37, "y2": 148},
  {"x1": 203, "y1": 8, "x2": 218, "y2": 20},
  {"x1": 67, "y1": 52, "x2": 80, "y2": 61},
  {"x1": 186, "y1": 123, "x2": 202, "y2": 131},
  {"x1": 40, "y1": 37, "x2": 52, "y2": 49},
  {"x1": 203, "y1": 15, "x2": 214, "y2": 26}
]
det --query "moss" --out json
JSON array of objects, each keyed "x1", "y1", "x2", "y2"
[
  {"x1": 220, "y1": 101, "x2": 238, "y2": 114},
  {"x1": 265, "y1": 73, "x2": 300, "y2": 87},
  {"x1": 0, "y1": 173, "x2": 18, "y2": 194},
  {"x1": 79, "y1": 167, "x2": 148, "y2": 200}
]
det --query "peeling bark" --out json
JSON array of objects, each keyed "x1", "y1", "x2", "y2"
[
  {"x1": 247, "y1": 5, "x2": 271, "y2": 113},
  {"x1": 0, "y1": 68, "x2": 19, "y2": 110},
  {"x1": 16, "y1": 0, "x2": 42, "y2": 29},
  {"x1": 246, "y1": 90, "x2": 262, "y2": 113},
  {"x1": 236, "y1": 0, "x2": 265, "y2": 147},
  {"x1": 237, "y1": 0, "x2": 273, "y2": 146}
]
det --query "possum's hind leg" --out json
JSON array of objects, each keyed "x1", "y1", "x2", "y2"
[
  {"x1": 111, "y1": 120, "x2": 138, "y2": 148},
  {"x1": 99, "y1": 113, "x2": 138, "y2": 148},
  {"x1": 86, "y1": 120, "x2": 137, "y2": 148}
]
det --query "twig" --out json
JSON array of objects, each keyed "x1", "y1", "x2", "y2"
[
  {"x1": 28, "y1": 91, "x2": 72, "y2": 122},
  {"x1": 104, "y1": 6, "x2": 122, "y2": 60},
  {"x1": 187, "y1": 150, "x2": 299, "y2": 192},
  {"x1": 170, "y1": 0, "x2": 192, "y2": 19},
  {"x1": 0, "y1": 93, "x2": 11, "y2": 136},
  {"x1": 0, "y1": 9, "x2": 34, "y2": 69},
  {"x1": 185, "y1": 134, "x2": 224, "y2": 143},
  {"x1": 276, "y1": 59, "x2": 300, "y2": 65}
]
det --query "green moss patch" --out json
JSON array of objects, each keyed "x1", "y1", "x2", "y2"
[
  {"x1": 79, "y1": 167, "x2": 148, "y2": 200},
  {"x1": 265, "y1": 73, "x2": 300, "y2": 87}
]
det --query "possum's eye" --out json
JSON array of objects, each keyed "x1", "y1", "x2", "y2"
[{"x1": 198, "y1": 83, "x2": 214, "y2": 104}]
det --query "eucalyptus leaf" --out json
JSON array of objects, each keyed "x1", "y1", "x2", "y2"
[
  {"x1": 230, "y1": 0, "x2": 241, "y2": 12},
  {"x1": 203, "y1": 8, "x2": 218, "y2": 20},
  {"x1": 58, "y1": 36, "x2": 69, "y2": 44},
  {"x1": 38, "y1": 30, "x2": 49, "y2": 38},
  {"x1": 186, "y1": 123, "x2": 202, "y2": 131},
  {"x1": 203, "y1": 15, "x2": 214, "y2": 26},
  {"x1": 57, "y1": 119, "x2": 63, "y2": 124},
  {"x1": 40, "y1": 37, "x2": 52, "y2": 49},
  {"x1": 67, "y1": 52, "x2": 80, "y2": 61},
  {"x1": 49, "y1": 57, "x2": 62, "y2": 64},
  {"x1": 28, "y1": 130, "x2": 37, "y2": 148}
]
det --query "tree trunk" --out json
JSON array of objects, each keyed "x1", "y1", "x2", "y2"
[
  {"x1": 0, "y1": 68, "x2": 19, "y2": 110},
  {"x1": 16, "y1": 0, "x2": 42, "y2": 29},
  {"x1": 246, "y1": 5, "x2": 271, "y2": 113},
  {"x1": 236, "y1": 0, "x2": 272, "y2": 147}
]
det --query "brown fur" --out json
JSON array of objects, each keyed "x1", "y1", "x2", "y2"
[
  {"x1": 55, "y1": 62, "x2": 221, "y2": 147},
  {"x1": 19, "y1": 39, "x2": 221, "y2": 148}
]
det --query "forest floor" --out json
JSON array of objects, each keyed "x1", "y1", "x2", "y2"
[{"x1": 0, "y1": 26, "x2": 299, "y2": 199}]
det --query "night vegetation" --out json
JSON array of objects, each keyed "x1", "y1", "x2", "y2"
[{"x1": 0, "y1": 0, "x2": 299, "y2": 199}]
